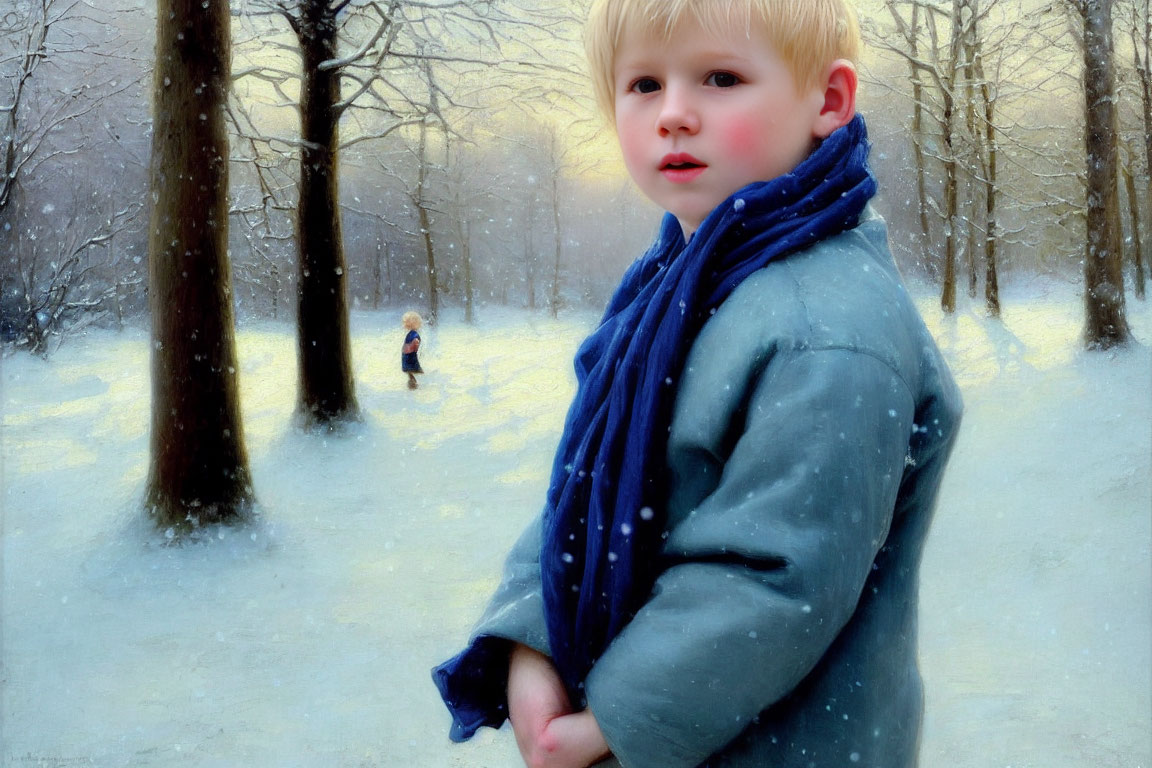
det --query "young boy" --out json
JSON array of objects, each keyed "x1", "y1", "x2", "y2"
[
  {"x1": 433, "y1": 1, "x2": 962, "y2": 766},
  {"x1": 401, "y1": 310, "x2": 424, "y2": 390}
]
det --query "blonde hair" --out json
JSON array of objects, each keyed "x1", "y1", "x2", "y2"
[
  {"x1": 584, "y1": 0, "x2": 860, "y2": 121},
  {"x1": 402, "y1": 311, "x2": 422, "y2": 330}
]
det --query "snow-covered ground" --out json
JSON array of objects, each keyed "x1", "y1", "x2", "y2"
[{"x1": 2, "y1": 282, "x2": 1149, "y2": 768}]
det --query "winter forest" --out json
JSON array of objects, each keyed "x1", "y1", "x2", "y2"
[{"x1": 1, "y1": 0, "x2": 1150, "y2": 765}]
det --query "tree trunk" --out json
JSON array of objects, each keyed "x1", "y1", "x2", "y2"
[
  {"x1": 1122, "y1": 146, "x2": 1147, "y2": 299},
  {"x1": 415, "y1": 118, "x2": 438, "y2": 324},
  {"x1": 1129, "y1": 0, "x2": 1151, "y2": 296},
  {"x1": 966, "y1": 191, "x2": 980, "y2": 299},
  {"x1": 1136, "y1": 1, "x2": 1152, "y2": 223},
  {"x1": 384, "y1": 240, "x2": 393, "y2": 305},
  {"x1": 270, "y1": 262, "x2": 280, "y2": 320},
  {"x1": 549, "y1": 170, "x2": 562, "y2": 319},
  {"x1": 419, "y1": 202, "x2": 437, "y2": 321},
  {"x1": 909, "y1": 2, "x2": 934, "y2": 272},
  {"x1": 526, "y1": 244, "x2": 536, "y2": 309},
  {"x1": 113, "y1": 278, "x2": 125, "y2": 330},
  {"x1": 963, "y1": 8, "x2": 980, "y2": 301},
  {"x1": 294, "y1": 0, "x2": 359, "y2": 427},
  {"x1": 461, "y1": 219, "x2": 474, "y2": 324},
  {"x1": 1080, "y1": 0, "x2": 1131, "y2": 348},
  {"x1": 373, "y1": 232, "x2": 392, "y2": 307},
  {"x1": 974, "y1": 25, "x2": 1001, "y2": 318},
  {"x1": 145, "y1": 0, "x2": 253, "y2": 531},
  {"x1": 941, "y1": 112, "x2": 959, "y2": 313},
  {"x1": 372, "y1": 242, "x2": 382, "y2": 311},
  {"x1": 940, "y1": 0, "x2": 963, "y2": 314},
  {"x1": 983, "y1": 103, "x2": 1001, "y2": 317},
  {"x1": 525, "y1": 199, "x2": 536, "y2": 310}
]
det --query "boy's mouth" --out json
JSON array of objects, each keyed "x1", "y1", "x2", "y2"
[
  {"x1": 660, "y1": 153, "x2": 706, "y2": 182},
  {"x1": 660, "y1": 153, "x2": 705, "y2": 170}
]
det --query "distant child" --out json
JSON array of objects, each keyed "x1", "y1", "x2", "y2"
[
  {"x1": 401, "y1": 311, "x2": 423, "y2": 389},
  {"x1": 434, "y1": 1, "x2": 962, "y2": 767}
]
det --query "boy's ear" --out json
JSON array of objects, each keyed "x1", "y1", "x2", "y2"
[{"x1": 812, "y1": 59, "x2": 858, "y2": 139}]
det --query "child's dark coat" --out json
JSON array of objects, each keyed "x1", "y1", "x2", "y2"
[{"x1": 401, "y1": 329, "x2": 423, "y2": 374}]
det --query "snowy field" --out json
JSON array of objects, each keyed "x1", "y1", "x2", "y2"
[{"x1": 1, "y1": 280, "x2": 1149, "y2": 768}]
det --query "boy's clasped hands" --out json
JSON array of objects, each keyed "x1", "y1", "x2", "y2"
[{"x1": 508, "y1": 644, "x2": 611, "y2": 768}]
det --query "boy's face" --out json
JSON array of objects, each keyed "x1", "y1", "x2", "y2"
[{"x1": 613, "y1": 16, "x2": 827, "y2": 239}]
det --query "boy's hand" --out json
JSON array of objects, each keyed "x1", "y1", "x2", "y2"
[{"x1": 507, "y1": 644, "x2": 611, "y2": 768}]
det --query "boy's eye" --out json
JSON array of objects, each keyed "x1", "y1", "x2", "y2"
[
  {"x1": 631, "y1": 78, "x2": 660, "y2": 94},
  {"x1": 706, "y1": 72, "x2": 740, "y2": 88}
]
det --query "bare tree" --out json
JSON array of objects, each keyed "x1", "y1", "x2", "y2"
[
  {"x1": 1120, "y1": 140, "x2": 1147, "y2": 297},
  {"x1": 262, "y1": 0, "x2": 382, "y2": 426},
  {"x1": 904, "y1": 2, "x2": 936, "y2": 268},
  {"x1": 339, "y1": 199, "x2": 404, "y2": 309},
  {"x1": 497, "y1": 120, "x2": 595, "y2": 318},
  {"x1": 443, "y1": 138, "x2": 477, "y2": 324},
  {"x1": 227, "y1": 97, "x2": 298, "y2": 320},
  {"x1": 1123, "y1": 0, "x2": 1151, "y2": 220},
  {"x1": 374, "y1": 237, "x2": 390, "y2": 308},
  {"x1": 876, "y1": 0, "x2": 969, "y2": 312},
  {"x1": 1118, "y1": 0, "x2": 1149, "y2": 298},
  {"x1": 440, "y1": 129, "x2": 529, "y2": 324},
  {"x1": 870, "y1": 0, "x2": 1086, "y2": 314},
  {"x1": 2, "y1": 0, "x2": 149, "y2": 349},
  {"x1": 145, "y1": 0, "x2": 254, "y2": 531},
  {"x1": 955, "y1": 0, "x2": 1014, "y2": 316},
  {"x1": 2, "y1": 0, "x2": 143, "y2": 211},
  {"x1": 2, "y1": 0, "x2": 94, "y2": 215},
  {"x1": 542, "y1": 125, "x2": 567, "y2": 319},
  {"x1": 1067, "y1": 0, "x2": 1131, "y2": 348},
  {"x1": 413, "y1": 111, "x2": 441, "y2": 322},
  {"x1": 7, "y1": 190, "x2": 140, "y2": 354},
  {"x1": 370, "y1": 124, "x2": 447, "y2": 322},
  {"x1": 524, "y1": 197, "x2": 539, "y2": 310}
]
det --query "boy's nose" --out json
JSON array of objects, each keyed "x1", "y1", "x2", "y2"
[{"x1": 655, "y1": 85, "x2": 700, "y2": 136}]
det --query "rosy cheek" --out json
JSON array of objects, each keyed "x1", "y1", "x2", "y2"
[{"x1": 722, "y1": 119, "x2": 763, "y2": 159}]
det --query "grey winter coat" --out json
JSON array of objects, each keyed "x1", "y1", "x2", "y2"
[{"x1": 463, "y1": 210, "x2": 962, "y2": 768}]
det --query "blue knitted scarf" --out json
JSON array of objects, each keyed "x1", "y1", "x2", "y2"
[{"x1": 433, "y1": 115, "x2": 876, "y2": 740}]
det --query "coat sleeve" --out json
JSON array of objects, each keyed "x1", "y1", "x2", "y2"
[
  {"x1": 584, "y1": 347, "x2": 915, "y2": 768},
  {"x1": 469, "y1": 515, "x2": 552, "y2": 655},
  {"x1": 431, "y1": 516, "x2": 551, "y2": 741}
]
